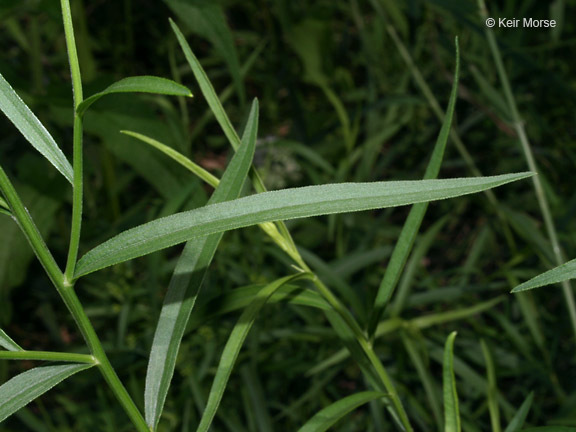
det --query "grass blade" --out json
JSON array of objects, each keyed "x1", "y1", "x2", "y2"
[
  {"x1": 120, "y1": 130, "x2": 219, "y2": 188},
  {"x1": 0, "y1": 72, "x2": 73, "y2": 183},
  {"x1": 144, "y1": 99, "x2": 258, "y2": 430},
  {"x1": 0, "y1": 328, "x2": 23, "y2": 351},
  {"x1": 76, "y1": 76, "x2": 192, "y2": 117},
  {"x1": 481, "y1": 339, "x2": 501, "y2": 432},
  {"x1": 0, "y1": 363, "x2": 93, "y2": 424},
  {"x1": 511, "y1": 258, "x2": 576, "y2": 293},
  {"x1": 504, "y1": 392, "x2": 533, "y2": 432},
  {"x1": 368, "y1": 38, "x2": 459, "y2": 335},
  {"x1": 75, "y1": 172, "x2": 534, "y2": 278},
  {"x1": 196, "y1": 273, "x2": 312, "y2": 432},
  {"x1": 296, "y1": 391, "x2": 386, "y2": 432},
  {"x1": 443, "y1": 331, "x2": 460, "y2": 432}
]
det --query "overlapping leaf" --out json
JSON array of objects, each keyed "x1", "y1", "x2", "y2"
[
  {"x1": 74, "y1": 172, "x2": 533, "y2": 278},
  {"x1": 0, "y1": 328, "x2": 22, "y2": 351}
]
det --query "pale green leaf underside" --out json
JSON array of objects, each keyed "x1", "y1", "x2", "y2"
[
  {"x1": 76, "y1": 76, "x2": 192, "y2": 116},
  {"x1": 0, "y1": 328, "x2": 22, "y2": 351},
  {"x1": 297, "y1": 391, "x2": 386, "y2": 432},
  {"x1": 144, "y1": 100, "x2": 258, "y2": 430},
  {"x1": 0, "y1": 72, "x2": 73, "y2": 183},
  {"x1": 511, "y1": 258, "x2": 576, "y2": 293},
  {"x1": 75, "y1": 172, "x2": 533, "y2": 278},
  {"x1": 443, "y1": 331, "x2": 460, "y2": 432},
  {"x1": 0, "y1": 363, "x2": 93, "y2": 424}
]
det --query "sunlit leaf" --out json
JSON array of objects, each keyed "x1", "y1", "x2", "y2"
[
  {"x1": 75, "y1": 172, "x2": 534, "y2": 278},
  {"x1": 0, "y1": 72, "x2": 73, "y2": 183}
]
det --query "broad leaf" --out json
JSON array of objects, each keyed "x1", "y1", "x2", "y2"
[
  {"x1": 369, "y1": 38, "x2": 459, "y2": 335},
  {"x1": 144, "y1": 99, "x2": 258, "y2": 430},
  {"x1": 296, "y1": 391, "x2": 386, "y2": 432},
  {"x1": 76, "y1": 76, "x2": 192, "y2": 116},
  {"x1": 0, "y1": 363, "x2": 93, "y2": 424},
  {"x1": 75, "y1": 172, "x2": 534, "y2": 278},
  {"x1": 443, "y1": 331, "x2": 460, "y2": 432},
  {"x1": 0, "y1": 328, "x2": 22, "y2": 351},
  {"x1": 196, "y1": 273, "x2": 312, "y2": 432},
  {"x1": 0, "y1": 72, "x2": 73, "y2": 183},
  {"x1": 511, "y1": 258, "x2": 576, "y2": 293}
]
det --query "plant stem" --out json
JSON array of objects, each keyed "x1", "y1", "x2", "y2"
[
  {"x1": 60, "y1": 0, "x2": 84, "y2": 280},
  {"x1": 478, "y1": 0, "x2": 576, "y2": 340},
  {"x1": 0, "y1": 351, "x2": 95, "y2": 364}
]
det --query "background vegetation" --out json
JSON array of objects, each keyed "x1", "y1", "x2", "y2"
[{"x1": 1, "y1": 0, "x2": 575, "y2": 430}]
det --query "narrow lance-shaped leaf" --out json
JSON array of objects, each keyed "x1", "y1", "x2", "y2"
[
  {"x1": 0, "y1": 328, "x2": 22, "y2": 352},
  {"x1": 504, "y1": 392, "x2": 533, "y2": 432},
  {"x1": 0, "y1": 72, "x2": 73, "y2": 183},
  {"x1": 196, "y1": 273, "x2": 312, "y2": 432},
  {"x1": 76, "y1": 76, "x2": 193, "y2": 117},
  {"x1": 443, "y1": 331, "x2": 460, "y2": 432},
  {"x1": 145, "y1": 99, "x2": 259, "y2": 430},
  {"x1": 296, "y1": 391, "x2": 387, "y2": 432},
  {"x1": 511, "y1": 257, "x2": 576, "y2": 293},
  {"x1": 368, "y1": 37, "x2": 460, "y2": 335},
  {"x1": 75, "y1": 172, "x2": 534, "y2": 278},
  {"x1": 0, "y1": 363, "x2": 93, "y2": 424}
]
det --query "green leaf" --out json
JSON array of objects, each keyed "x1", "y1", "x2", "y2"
[
  {"x1": 0, "y1": 328, "x2": 22, "y2": 351},
  {"x1": 443, "y1": 331, "x2": 460, "y2": 432},
  {"x1": 481, "y1": 339, "x2": 501, "y2": 432},
  {"x1": 296, "y1": 391, "x2": 386, "y2": 432},
  {"x1": 0, "y1": 363, "x2": 93, "y2": 424},
  {"x1": 511, "y1": 258, "x2": 576, "y2": 292},
  {"x1": 504, "y1": 392, "x2": 533, "y2": 432},
  {"x1": 144, "y1": 99, "x2": 258, "y2": 430},
  {"x1": 521, "y1": 428, "x2": 576, "y2": 432},
  {"x1": 0, "y1": 72, "x2": 73, "y2": 183},
  {"x1": 76, "y1": 76, "x2": 192, "y2": 117},
  {"x1": 369, "y1": 37, "x2": 459, "y2": 335},
  {"x1": 0, "y1": 196, "x2": 8, "y2": 210},
  {"x1": 75, "y1": 172, "x2": 534, "y2": 278},
  {"x1": 165, "y1": 0, "x2": 245, "y2": 105},
  {"x1": 196, "y1": 273, "x2": 312, "y2": 432},
  {"x1": 120, "y1": 130, "x2": 219, "y2": 188},
  {"x1": 170, "y1": 19, "x2": 242, "y2": 151}
]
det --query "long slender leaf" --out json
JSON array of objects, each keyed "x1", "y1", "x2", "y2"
[
  {"x1": 196, "y1": 273, "x2": 312, "y2": 432},
  {"x1": 368, "y1": 38, "x2": 459, "y2": 335},
  {"x1": 296, "y1": 391, "x2": 386, "y2": 432},
  {"x1": 0, "y1": 196, "x2": 8, "y2": 210},
  {"x1": 504, "y1": 392, "x2": 533, "y2": 432},
  {"x1": 75, "y1": 172, "x2": 534, "y2": 278},
  {"x1": 120, "y1": 130, "x2": 219, "y2": 188},
  {"x1": 0, "y1": 72, "x2": 73, "y2": 183},
  {"x1": 144, "y1": 99, "x2": 259, "y2": 430},
  {"x1": 481, "y1": 339, "x2": 501, "y2": 432},
  {"x1": 76, "y1": 76, "x2": 192, "y2": 117},
  {"x1": 511, "y1": 258, "x2": 576, "y2": 292},
  {"x1": 0, "y1": 328, "x2": 22, "y2": 351},
  {"x1": 0, "y1": 363, "x2": 93, "y2": 424},
  {"x1": 443, "y1": 331, "x2": 460, "y2": 432}
]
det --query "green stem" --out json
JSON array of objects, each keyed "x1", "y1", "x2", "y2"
[
  {"x1": 0, "y1": 166, "x2": 64, "y2": 289},
  {"x1": 0, "y1": 350, "x2": 95, "y2": 364},
  {"x1": 478, "y1": 0, "x2": 576, "y2": 340}
]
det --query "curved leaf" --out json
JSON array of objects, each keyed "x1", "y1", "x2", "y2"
[
  {"x1": 0, "y1": 72, "x2": 73, "y2": 183},
  {"x1": 0, "y1": 363, "x2": 93, "y2": 424},
  {"x1": 443, "y1": 331, "x2": 460, "y2": 432},
  {"x1": 0, "y1": 328, "x2": 22, "y2": 351},
  {"x1": 297, "y1": 391, "x2": 386, "y2": 432},
  {"x1": 76, "y1": 76, "x2": 192, "y2": 116},
  {"x1": 144, "y1": 99, "x2": 258, "y2": 430},
  {"x1": 75, "y1": 172, "x2": 533, "y2": 278},
  {"x1": 511, "y1": 258, "x2": 576, "y2": 293},
  {"x1": 196, "y1": 273, "x2": 312, "y2": 432}
]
